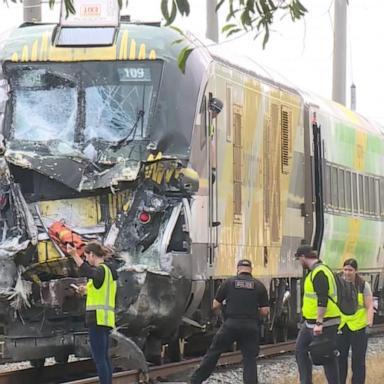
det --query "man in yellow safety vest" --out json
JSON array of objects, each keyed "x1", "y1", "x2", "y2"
[
  {"x1": 295, "y1": 244, "x2": 341, "y2": 384},
  {"x1": 68, "y1": 241, "x2": 117, "y2": 384}
]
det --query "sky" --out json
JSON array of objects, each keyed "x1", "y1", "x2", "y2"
[{"x1": 0, "y1": 0, "x2": 383, "y2": 124}]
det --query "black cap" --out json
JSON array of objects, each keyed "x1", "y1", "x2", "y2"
[
  {"x1": 209, "y1": 98, "x2": 223, "y2": 114},
  {"x1": 295, "y1": 244, "x2": 317, "y2": 258},
  {"x1": 237, "y1": 259, "x2": 252, "y2": 268}
]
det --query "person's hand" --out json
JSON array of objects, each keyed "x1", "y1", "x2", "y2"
[
  {"x1": 313, "y1": 324, "x2": 323, "y2": 336},
  {"x1": 66, "y1": 243, "x2": 77, "y2": 257},
  {"x1": 71, "y1": 283, "x2": 86, "y2": 296},
  {"x1": 77, "y1": 284, "x2": 87, "y2": 296}
]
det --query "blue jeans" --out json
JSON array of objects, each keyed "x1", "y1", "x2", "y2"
[{"x1": 89, "y1": 325, "x2": 113, "y2": 384}]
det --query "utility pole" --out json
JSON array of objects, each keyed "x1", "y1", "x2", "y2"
[
  {"x1": 332, "y1": 0, "x2": 347, "y2": 106},
  {"x1": 206, "y1": 0, "x2": 219, "y2": 43},
  {"x1": 23, "y1": 0, "x2": 42, "y2": 23}
]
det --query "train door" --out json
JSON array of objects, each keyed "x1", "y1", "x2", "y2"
[
  {"x1": 207, "y1": 92, "x2": 221, "y2": 265},
  {"x1": 304, "y1": 105, "x2": 324, "y2": 252}
]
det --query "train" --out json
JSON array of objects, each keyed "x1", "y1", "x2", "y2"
[{"x1": 0, "y1": 11, "x2": 383, "y2": 368}]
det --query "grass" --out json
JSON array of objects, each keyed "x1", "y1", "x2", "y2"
[{"x1": 276, "y1": 356, "x2": 384, "y2": 383}]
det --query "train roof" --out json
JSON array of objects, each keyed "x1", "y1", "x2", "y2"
[
  {"x1": 0, "y1": 22, "x2": 187, "y2": 63},
  {"x1": 208, "y1": 43, "x2": 384, "y2": 139},
  {"x1": 1, "y1": 23, "x2": 383, "y2": 139}
]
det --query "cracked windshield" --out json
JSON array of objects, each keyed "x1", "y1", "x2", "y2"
[{"x1": 5, "y1": 61, "x2": 162, "y2": 159}]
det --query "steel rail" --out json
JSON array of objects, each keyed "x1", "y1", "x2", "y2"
[
  {"x1": 0, "y1": 323, "x2": 383, "y2": 384},
  {"x1": 66, "y1": 341, "x2": 297, "y2": 384}
]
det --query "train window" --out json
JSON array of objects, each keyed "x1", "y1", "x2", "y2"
[
  {"x1": 281, "y1": 106, "x2": 292, "y2": 174},
  {"x1": 374, "y1": 178, "x2": 380, "y2": 216},
  {"x1": 352, "y1": 173, "x2": 358, "y2": 213},
  {"x1": 233, "y1": 104, "x2": 243, "y2": 223},
  {"x1": 338, "y1": 169, "x2": 345, "y2": 210},
  {"x1": 226, "y1": 86, "x2": 232, "y2": 142},
  {"x1": 358, "y1": 174, "x2": 364, "y2": 214},
  {"x1": 380, "y1": 179, "x2": 384, "y2": 217},
  {"x1": 331, "y1": 166, "x2": 338, "y2": 208},
  {"x1": 271, "y1": 104, "x2": 281, "y2": 242},
  {"x1": 364, "y1": 176, "x2": 370, "y2": 214},
  {"x1": 324, "y1": 164, "x2": 331, "y2": 206},
  {"x1": 345, "y1": 171, "x2": 352, "y2": 211},
  {"x1": 200, "y1": 95, "x2": 207, "y2": 149},
  {"x1": 263, "y1": 117, "x2": 271, "y2": 225},
  {"x1": 369, "y1": 177, "x2": 375, "y2": 215}
]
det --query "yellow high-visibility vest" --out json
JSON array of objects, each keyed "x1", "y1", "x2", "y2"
[
  {"x1": 340, "y1": 285, "x2": 367, "y2": 331},
  {"x1": 86, "y1": 264, "x2": 116, "y2": 328},
  {"x1": 302, "y1": 264, "x2": 340, "y2": 320}
]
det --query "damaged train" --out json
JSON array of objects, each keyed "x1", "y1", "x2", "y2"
[{"x1": 0, "y1": 16, "x2": 383, "y2": 367}]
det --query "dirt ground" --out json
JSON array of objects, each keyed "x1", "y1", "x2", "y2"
[{"x1": 278, "y1": 356, "x2": 384, "y2": 383}]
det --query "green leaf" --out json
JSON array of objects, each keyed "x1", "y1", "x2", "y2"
[
  {"x1": 171, "y1": 38, "x2": 185, "y2": 45},
  {"x1": 170, "y1": 25, "x2": 186, "y2": 37},
  {"x1": 267, "y1": 0, "x2": 277, "y2": 11},
  {"x1": 240, "y1": 10, "x2": 252, "y2": 27},
  {"x1": 216, "y1": 0, "x2": 226, "y2": 12},
  {"x1": 221, "y1": 23, "x2": 238, "y2": 33},
  {"x1": 262, "y1": 27, "x2": 269, "y2": 49},
  {"x1": 161, "y1": 0, "x2": 177, "y2": 26},
  {"x1": 177, "y1": 47, "x2": 193, "y2": 73},
  {"x1": 246, "y1": 0, "x2": 255, "y2": 13},
  {"x1": 226, "y1": 27, "x2": 242, "y2": 37},
  {"x1": 175, "y1": 0, "x2": 190, "y2": 16}
]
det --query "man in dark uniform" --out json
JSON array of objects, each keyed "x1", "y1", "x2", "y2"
[{"x1": 190, "y1": 259, "x2": 269, "y2": 384}]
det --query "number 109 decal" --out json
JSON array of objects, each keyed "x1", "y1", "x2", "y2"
[{"x1": 118, "y1": 67, "x2": 151, "y2": 82}]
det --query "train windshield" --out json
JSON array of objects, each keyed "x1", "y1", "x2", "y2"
[{"x1": 4, "y1": 61, "x2": 162, "y2": 146}]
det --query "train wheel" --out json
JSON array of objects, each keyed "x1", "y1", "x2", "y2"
[{"x1": 30, "y1": 358, "x2": 45, "y2": 368}]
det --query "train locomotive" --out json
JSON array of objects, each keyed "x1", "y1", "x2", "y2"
[{"x1": 0, "y1": 12, "x2": 383, "y2": 367}]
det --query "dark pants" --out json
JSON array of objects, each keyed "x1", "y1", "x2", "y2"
[
  {"x1": 191, "y1": 318, "x2": 260, "y2": 384},
  {"x1": 295, "y1": 324, "x2": 340, "y2": 384},
  {"x1": 89, "y1": 325, "x2": 113, "y2": 384},
  {"x1": 337, "y1": 326, "x2": 368, "y2": 384}
]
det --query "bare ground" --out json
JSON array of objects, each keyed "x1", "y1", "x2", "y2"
[{"x1": 276, "y1": 356, "x2": 384, "y2": 383}]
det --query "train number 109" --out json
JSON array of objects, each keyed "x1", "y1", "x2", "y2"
[{"x1": 118, "y1": 67, "x2": 151, "y2": 82}]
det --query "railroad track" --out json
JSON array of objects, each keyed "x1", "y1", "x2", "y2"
[
  {"x1": 66, "y1": 341, "x2": 296, "y2": 384},
  {"x1": 0, "y1": 323, "x2": 383, "y2": 384}
]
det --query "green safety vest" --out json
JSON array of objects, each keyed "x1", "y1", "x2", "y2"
[
  {"x1": 302, "y1": 264, "x2": 340, "y2": 320},
  {"x1": 86, "y1": 263, "x2": 116, "y2": 328},
  {"x1": 340, "y1": 284, "x2": 367, "y2": 331}
]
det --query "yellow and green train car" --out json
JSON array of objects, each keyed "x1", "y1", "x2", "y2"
[{"x1": 0, "y1": 19, "x2": 382, "y2": 365}]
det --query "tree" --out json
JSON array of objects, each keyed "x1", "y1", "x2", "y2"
[
  {"x1": 161, "y1": 0, "x2": 308, "y2": 48},
  {"x1": 10, "y1": 0, "x2": 308, "y2": 48}
]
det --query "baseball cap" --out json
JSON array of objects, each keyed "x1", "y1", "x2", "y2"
[
  {"x1": 295, "y1": 244, "x2": 317, "y2": 258},
  {"x1": 237, "y1": 259, "x2": 252, "y2": 268}
]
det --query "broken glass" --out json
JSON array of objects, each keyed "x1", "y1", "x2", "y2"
[
  {"x1": 84, "y1": 84, "x2": 152, "y2": 142},
  {"x1": 13, "y1": 88, "x2": 77, "y2": 142},
  {"x1": 5, "y1": 61, "x2": 162, "y2": 152}
]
